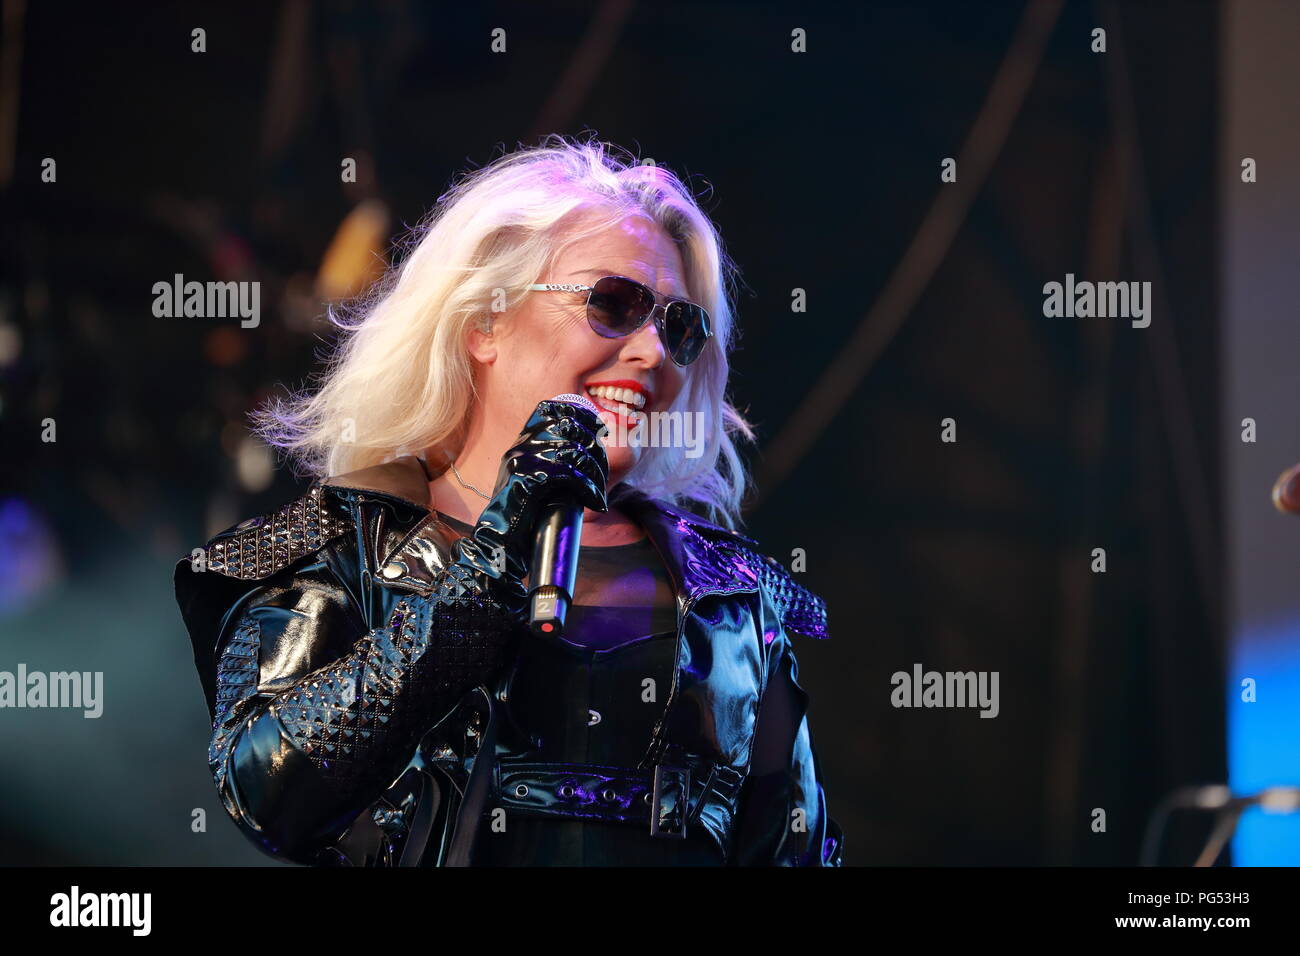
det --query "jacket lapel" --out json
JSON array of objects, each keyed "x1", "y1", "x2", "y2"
[{"x1": 607, "y1": 483, "x2": 762, "y2": 611}]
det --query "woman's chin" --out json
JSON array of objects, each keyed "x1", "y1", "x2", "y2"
[{"x1": 602, "y1": 446, "x2": 640, "y2": 487}]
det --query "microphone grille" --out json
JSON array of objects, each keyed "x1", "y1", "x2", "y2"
[{"x1": 549, "y1": 392, "x2": 601, "y2": 416}]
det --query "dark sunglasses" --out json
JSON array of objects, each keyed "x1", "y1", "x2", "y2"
[{"x1": 527, "y1": 274, "x2": 713, "y2": 367}]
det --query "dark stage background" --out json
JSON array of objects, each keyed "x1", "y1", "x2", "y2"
[{"x1": 2, "y1": 0, "x2": 1296, "y2": 866}]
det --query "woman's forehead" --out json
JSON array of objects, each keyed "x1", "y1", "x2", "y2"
[
  {"x1": 558, "y1": 210, "x2": 675, "y2": 254},
  {"x1": 554, "y1": 227, "x2": 689, "y2": 296}
]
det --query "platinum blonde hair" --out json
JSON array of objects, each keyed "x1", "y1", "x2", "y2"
[{"x1": 253, "y1": 134, "x2": 755, "y2": 530}]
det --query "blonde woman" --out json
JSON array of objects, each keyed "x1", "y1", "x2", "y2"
[{"x1": 174, "y1": 136, "x2": 843, "y2": 866}]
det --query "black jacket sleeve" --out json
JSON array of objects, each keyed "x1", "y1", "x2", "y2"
[
  {"x1": 730, "y1": 595, "x2": 844, "y2": 866},
  {"x1": 178, "y1": 533, "x2": 524, "y2": 865}
]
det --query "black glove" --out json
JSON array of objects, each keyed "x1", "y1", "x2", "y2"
[{"x1": 461, "y1": 395, "x2": 610, "y2": 589}]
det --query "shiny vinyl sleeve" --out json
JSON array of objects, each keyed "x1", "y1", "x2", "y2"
[
  {"x1": 183, "y1": 536, "x2": 525, "y2": 864},
  {"x1": 729, "y1": 589, "x2": 844, "y2": 866}
]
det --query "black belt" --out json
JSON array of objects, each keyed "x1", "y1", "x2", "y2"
[{"x1": 493, "y1": 757, "x2": 746, "y2": 839}]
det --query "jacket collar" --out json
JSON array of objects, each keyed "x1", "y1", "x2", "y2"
[
  {"x1": 606, "y1": 482, "x2": 762, "y2": 611},
  {"x1": 321, "y1": 455, "x2": 763, "y2": 610},
  {"x1": 321, "y1": 454, "x2": 435, "y2": 511}
]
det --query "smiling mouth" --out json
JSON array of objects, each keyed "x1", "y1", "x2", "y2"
[{"x1": 584, "y1": 384, "x2": 649, "y2": 420}]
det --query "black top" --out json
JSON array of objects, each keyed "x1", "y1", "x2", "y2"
[{"x1": 434, "y1": 510, "x2": 802, "y2": 866}]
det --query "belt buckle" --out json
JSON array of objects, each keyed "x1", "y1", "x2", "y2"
[{"x1": 649, "y1": 763, "x2": 690, "y2": 839}]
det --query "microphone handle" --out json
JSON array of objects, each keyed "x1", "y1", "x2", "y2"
[{"x1": 527, "y1": 498, "x2": 584, "y2": 637}]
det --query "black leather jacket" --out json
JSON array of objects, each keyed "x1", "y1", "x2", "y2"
[{"x1": 174, "y1": 455, "x2": 843, "y2": 866}]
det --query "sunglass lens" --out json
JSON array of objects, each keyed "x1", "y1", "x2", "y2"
[
  {"x1": 664, "y1": 302, "x2": 710, "y2": 365},
  {"x1": 588, "y1": 276, "x2": 655, "y2": 337}
]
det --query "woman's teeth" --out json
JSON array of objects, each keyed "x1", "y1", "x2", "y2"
[{"x1": 585, "y1": 385, "x2": 646, "y2": 416}]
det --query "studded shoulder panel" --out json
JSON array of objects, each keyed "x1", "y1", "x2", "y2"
[
  {"x1": 683, "y1": 519, "x2": 829, "y2": 641},
  {"x1": 202, "y1": 484, "x2": 352, "y2": 581},
  {"x1": 745, "y1": 548, "x2": 829, "y2": 640}
]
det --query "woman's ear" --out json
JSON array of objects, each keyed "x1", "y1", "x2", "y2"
[{"x1": 466, "y1": 313, "x2": 498, "y2": 364}]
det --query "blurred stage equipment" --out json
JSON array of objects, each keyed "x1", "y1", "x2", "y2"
[
  {"x1": 1273, "y1": 463, "x2": 1300, "y2": 514},
  {"x1": 0, "y1": 0, "x2": 25, "y2": 187},
  {"x1": 529, "y1": 0, "x2": 634, "y2": 141},
  {"x1": 0, "y1": 497, "x2": 64, "y2": 613},
  {"x1": 751, "y1": 0, "x2": 1064, "y2": 511},
  {"x1": 1140, "y1": 784, "x2": 1300, "y2": 867},
  {"x1": 315, "y1": 198, "x2": 391, "y2": 302}
]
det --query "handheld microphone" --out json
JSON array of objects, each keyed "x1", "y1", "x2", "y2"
[{"x1": 528, "y1": 393, "x2": 602, "y2": 638}]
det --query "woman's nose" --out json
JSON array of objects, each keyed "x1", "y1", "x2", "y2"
[{"x1": 620, "y1": 308, "x2": 668, "y2": 367}]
